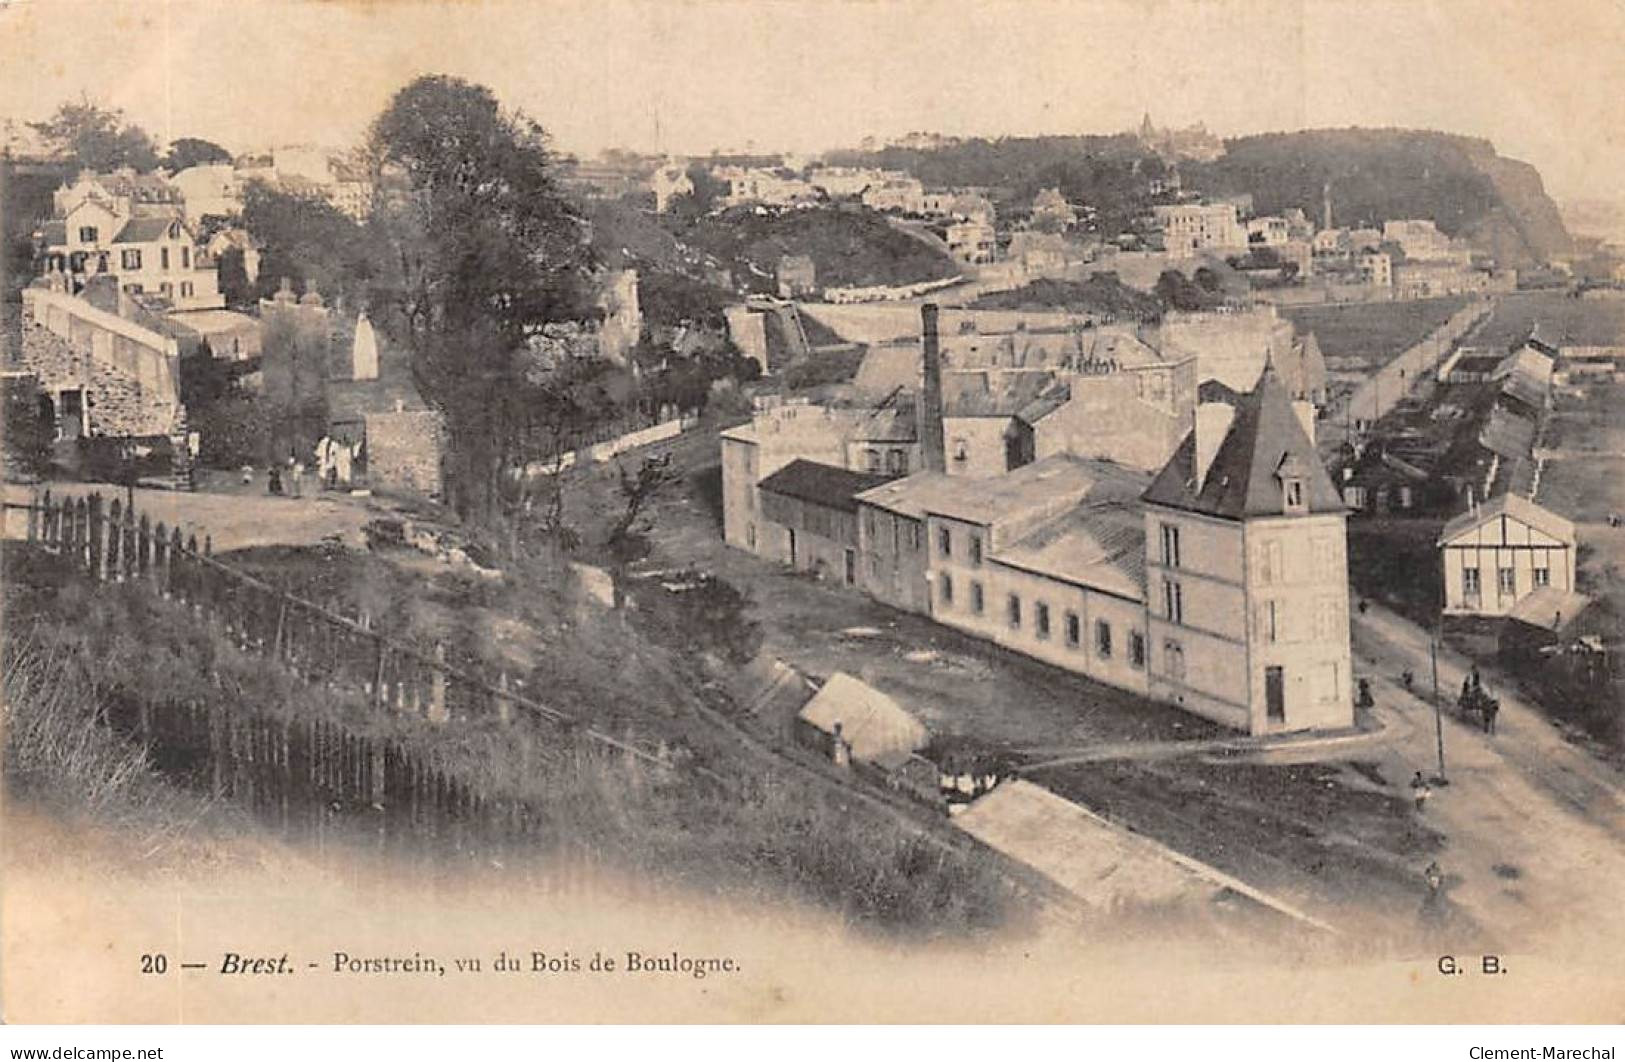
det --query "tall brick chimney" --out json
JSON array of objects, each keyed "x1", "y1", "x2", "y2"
[{"x1": 919, "y1": 303, "x2": 946, "y2": 473}]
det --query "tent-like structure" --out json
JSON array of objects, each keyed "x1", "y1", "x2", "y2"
[{"x1": 795, "y1": 671, "x2": 927, "y2": 765}]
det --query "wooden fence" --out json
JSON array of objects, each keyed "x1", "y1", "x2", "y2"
[{"x1": 13, "y1": 489, "x2": 680, "y2": 774}]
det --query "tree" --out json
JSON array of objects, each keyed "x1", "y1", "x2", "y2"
[
  {"x1": 164, "y1": 137, "x2": 233, "y2": 172},
  {"x1": 1153, "y1": 269, "x2": 1210, "y2": 312},
  {"x1": 367, "y1": 75, "x2": 597, "y2": 521},
  {"x1": 664, "y1": 163, "x2": 728, "y2": 223},
  {"x1": 259, "y1": 309, "x2": 329, "y2": 462},
  {"x1": 30, "y1": 99, "x2": 160, "y2": 172},
  {"x1": 240, "y1": 181, "x2": 373, "y2": 304},
  {"x1": 2, "y1": 377, "x2": 53, "y2": 480},
  {"x1": 607, "y1": 453, "x2": 678, "y2": 561}
]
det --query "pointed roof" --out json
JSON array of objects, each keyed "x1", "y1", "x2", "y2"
[
  {"x1": 1438, "y1": 492, "x2": 1575, "y2": 546},
  {"x1": 1142, "y1": 366, "x2": 1344, "y2": 520}
]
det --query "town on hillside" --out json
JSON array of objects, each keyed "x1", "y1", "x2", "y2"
[{"x1": 4, "y1": 5, "x2": 1625, "y2": 1028}]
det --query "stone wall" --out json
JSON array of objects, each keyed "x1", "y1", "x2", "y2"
[
  {"x1": 16, "y1": 307, "x2": 183, "y2": 438},
  {"x1": 365, "y1": 409, "x2": 443, "y2": 497}
]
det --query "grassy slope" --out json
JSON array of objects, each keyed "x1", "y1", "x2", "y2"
[
  {"x1": 3, "y1": 544, "x2": 1030, "y2": 938},
  {"x1": 1282, "y1": 296, "x2": 1471, "y2": 369},
  {"x1": 968, "y1": 276, "x2": 1164, "y2": 319},
  {"x1": 685, "y1": 206, "x2": 959, "y2": 291}
]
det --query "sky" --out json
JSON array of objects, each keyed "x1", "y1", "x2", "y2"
[{"x1": 2, "y1": 0, "x2": 1623, "y2": 206}]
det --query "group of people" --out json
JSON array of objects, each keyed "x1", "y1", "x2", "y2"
[{"x1": 251, "y1": 436, "x2": 363, "y2": 498}]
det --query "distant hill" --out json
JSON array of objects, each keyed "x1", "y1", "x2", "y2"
[
  {"x1": 1179, "y1": 129, "x2": 1572, "y2": 266},
  {"x1": 828, "y1": 128, "x2": 1572, "y2": 266},
  {"x1": 968, "y1": 276, "x2": 1163, "y2": 320}
]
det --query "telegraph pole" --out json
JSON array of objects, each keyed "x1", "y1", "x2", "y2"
[{"x1": 1432, "y1": 579, "x2": 1448, "y2": 785}]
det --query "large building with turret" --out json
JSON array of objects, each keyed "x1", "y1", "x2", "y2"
[{"x1": 718, "y1": 304, "x2": 1354, "y2": 734}]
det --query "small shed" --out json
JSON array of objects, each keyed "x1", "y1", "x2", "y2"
[{"x1": 795, "y1": 671, "x2": 927, "y2": 767}]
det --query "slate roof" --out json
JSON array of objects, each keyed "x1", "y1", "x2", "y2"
[
  {"x1": 991, "y1": 500, "x2": 1149, "y2": 601},
  {"x1": 112, "y1": 216, "x2": 184, "y2": 244},
  {"x1": 853, "y1": 470, "x2": 962, "y2": 520},
  {"x1": 1142, "y1": 366, "x2": 1344, "y2": 520},
  {"x1": 757, "y1": 459, "x2": 893, "y2": 514},
  {"x1": 914, "y1": 454, "x2": 1114, "y2": 527},
  {"x1": 942, "y1": 370, "x2": 1056, "y2": 418},
  {"x1": 1477, "y1": 404, "x2": 1536, "y2": 460}
]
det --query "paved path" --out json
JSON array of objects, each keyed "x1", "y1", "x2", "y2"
[
  {"x1": 1349, "y1": 602, "x2": 1625, "y2": 953},
  {"x1": 1016, "y1": 721, "x2": 1388, "y2": 772},
  {"x1": 4, "y1": 480, "x2": 374, "y2": 554}
]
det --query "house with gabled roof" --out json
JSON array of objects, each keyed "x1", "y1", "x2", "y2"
[
  {"x1": 1438, "y1": 493, "x2": 1576, "y2": 618},
  {"x1": 36, "y1": 171, "x2": 223, "y2": 311}
]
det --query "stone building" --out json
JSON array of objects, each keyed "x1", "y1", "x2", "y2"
[
  {"x1": 718, "y1": 306, "x2": 1356, "y2": 735},
  {"x1": 1141, "y1": 370, "x2": 1352, "y2": 732}
]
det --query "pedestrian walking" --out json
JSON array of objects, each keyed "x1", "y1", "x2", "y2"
[
  {"x1": 1483, "y1": 698, "x2": 1499, "y2": 736},
  {"x1": 291, "y1": 459, "x2": 306, "y2": 498},
  {"x1": 267, "y1": 465, "x2": 283, "y2": 495},
  {"x1": 1411, "y1": 770, "x2": 1432, "y2": 812}
]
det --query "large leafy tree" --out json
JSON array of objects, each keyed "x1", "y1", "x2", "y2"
[
  {"x1": 164, "y1": 136, "x2": 233, "y2": 172},
  {"x1": 240, "y1": 180, "x2": 374, "y2": 305},
  {"x1": 367, "y1": 75, "x2": 597, "y2": 520},
  {"x1": 30, "y1": 99, "x2": 160, "y2": 172}
]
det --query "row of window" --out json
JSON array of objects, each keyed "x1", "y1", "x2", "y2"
[
  {"x1": 937, "y1": 525, "x2": 983, "y2": 565},
  {"x1": 860, "y1": 508, "x2": 923, "y2": 552},
  {"x1": 936, "y1": 573, "x2": 1146, "y2": 667},
  {"x1": 1462, "y1": 566, "x2": 1549, "y2": 596},
  {"x1": 115, "y1": 246, "x2": 193, "y2": 272},
  {"x1": 859, "y1": 448, "x2": 909, "y2": 475},
  {"x1": 122, "y1": 281, "x2": 196, "y2": 298}
]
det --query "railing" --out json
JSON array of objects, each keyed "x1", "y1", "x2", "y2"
[{"x1": 10, "y1": 490, "x2": 691, "y2": 775}]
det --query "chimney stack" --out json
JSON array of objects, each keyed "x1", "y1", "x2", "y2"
[
  {"x1": 1292, "y1": 400, "x2": 1316, "y2": 446},
  {"x1": 1194, "y1": 401, "x2": 1236, "y2": 490},
  {"x1": 920, "y1": 303, "x2": 946, "y2": 473}
]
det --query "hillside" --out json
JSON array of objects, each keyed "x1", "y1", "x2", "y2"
[
  {"x1": 684, "y1": 205, "x2": 960, "y2": 292},
  {"x1": 1180, "y1": 129, "x2": 1572, "y2": 266},
  {"x1": 969, "y1": 275, "x2": 1164, "y2": 319},
  {"x1": 829, "y1": 128, "x2": 1572, "y2": 267}
]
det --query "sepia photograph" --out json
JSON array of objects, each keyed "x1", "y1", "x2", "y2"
[{"x1": 1, "y1": 0, "x2": 1623, "y2": 1037}]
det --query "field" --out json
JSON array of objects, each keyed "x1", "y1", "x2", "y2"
[
  {"x1": 1472, "y1": 290, "x2": 1625, "y2": 349},
  {"x1": 1537, "y1": 379, "x2": 1625, "y2": 522},
  {"x1": 1538, "y1": 458, "x2": 1625, "y2": 525},
  {"x1": 1283, "y1": 296, "x2": 1471, "y2": 371}
]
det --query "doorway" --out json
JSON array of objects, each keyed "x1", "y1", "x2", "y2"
[
  {"x1": 58, "y1": 390, "x2": 84, "y2": 440},
  {"x1": 1265, "y1": 666, "x2": 1285, "y2": 724}
]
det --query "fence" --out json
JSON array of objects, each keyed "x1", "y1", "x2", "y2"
[
  {"x1": 13, "y1": 489, "x2": 678, "y2": 773},
  {"x1": 1336, "y1": 297, "x2": 1491, "y2": 430}
]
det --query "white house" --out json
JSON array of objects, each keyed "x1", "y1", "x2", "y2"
[{"x1": 1438, "y1": 493, "x2": 1577, "y2": 617}]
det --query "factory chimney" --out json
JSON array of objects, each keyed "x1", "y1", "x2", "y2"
[{"x1": 920, "y1": 303, "x2": 946, "y2": 473}]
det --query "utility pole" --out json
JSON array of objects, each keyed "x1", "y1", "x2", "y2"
[{"x1": 1432, "y1": 586, "x2": 1448, "y2": 785}]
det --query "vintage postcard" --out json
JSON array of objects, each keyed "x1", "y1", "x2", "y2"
[{"x1": 2, "y1": 0, "x2": 1623, "y2": 1027}]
